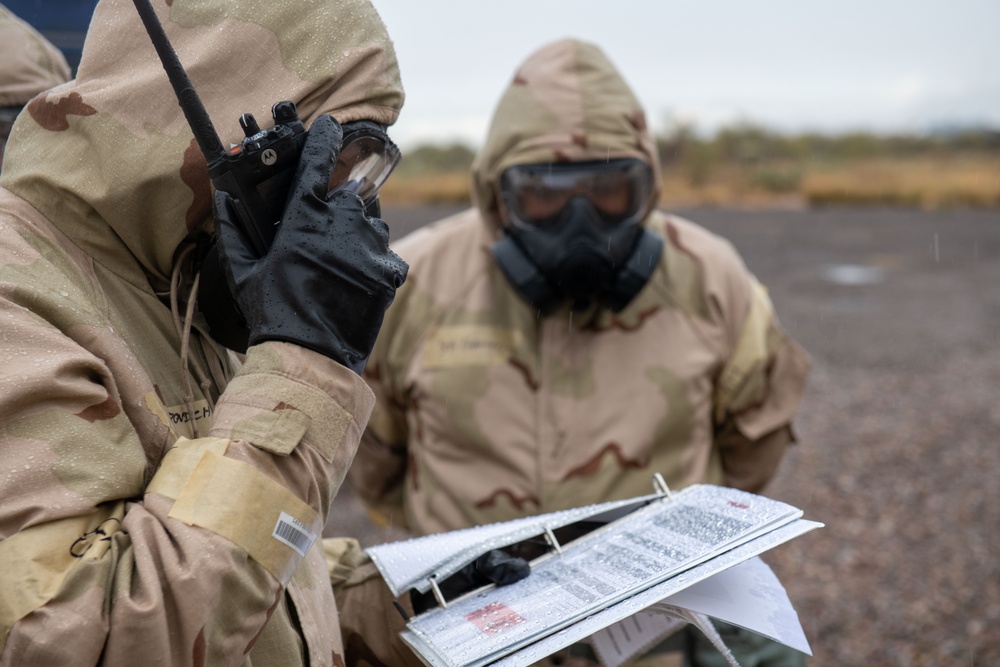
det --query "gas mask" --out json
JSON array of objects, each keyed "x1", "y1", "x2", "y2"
[
  {"x1": 492, "y1": 158, "x2": 664, "y2": 315},
  {"x1": 198, "y1": 119, "x2": 401, "y2": 351}
]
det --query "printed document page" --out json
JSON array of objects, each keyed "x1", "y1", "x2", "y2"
[{"x1": 485, "y1": 519, "x2": 821, "y2": 667}]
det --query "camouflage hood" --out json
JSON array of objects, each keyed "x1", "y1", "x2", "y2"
[
  {"x1": 0, "y1": 5, "x2": 72, "y2": 108},
  {"x1": 471, "y1": 38, "x2": 661, "y2": 231},
  {"x1": 0, "y1": 0, "x2": 404, "y2": 292}
]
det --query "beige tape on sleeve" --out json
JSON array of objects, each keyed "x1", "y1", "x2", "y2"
[
  {"x1": 147, "y1": 437, "x2": 230, "y2": 500},
  {"x1": 167, "y1": 452, "x2": 321, "y2": 586}
]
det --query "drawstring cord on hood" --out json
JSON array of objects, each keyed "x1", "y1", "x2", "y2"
[
  {"x1": 170, "y1": 242, "x2": 217, "y2": 437},
  {"x1": 197, "y1": 334, "x2": 231, "y2": 396}
]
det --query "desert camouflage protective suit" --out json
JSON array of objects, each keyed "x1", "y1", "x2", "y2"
[
  {"x1": 0, "y1": 4, "x2": 70, "y2": 106},
  {"x1": 0, "y1": 0, "x2": 403, "y2": 665},
  {"x1": 0, "y1": 4, "x2": 71, "y2": 163},
  {"x1": 346, "y1": 39, "x2": 812, "y2": 666}
]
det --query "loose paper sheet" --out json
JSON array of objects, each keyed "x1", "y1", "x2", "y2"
[{"x1": 590, "y1": 555, "x2": 812, "y2": 667}]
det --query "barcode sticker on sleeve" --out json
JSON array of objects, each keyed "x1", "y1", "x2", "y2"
[{"x1": 272, "y1": 512, "x2": 318, "y2": 558}]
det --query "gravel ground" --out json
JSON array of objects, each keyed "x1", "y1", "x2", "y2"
[{"x1": 327, "y1": 205, "x2": 1000, "y2": 666}]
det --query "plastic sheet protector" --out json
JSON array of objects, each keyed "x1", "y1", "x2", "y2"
[{"x1": 382, "y1": 485, "x2": 820, "y2": 667}]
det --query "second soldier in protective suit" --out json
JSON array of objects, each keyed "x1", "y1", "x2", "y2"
[
  {"x1": 0, "y1": 4, "x2": 71, "y2": 168},
  {"x1": 350, "y1": 38, "x2": 813, "y2": 666},
  {"x1": 0, "y1": 0, "x2": 409, "y2": 664}
]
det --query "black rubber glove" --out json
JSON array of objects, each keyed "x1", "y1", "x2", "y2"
[
  {"x1": 214, "y1": 114, "x2": 408, "y2": 373},
  {"x1": 410, "y1": 550, "x2": 531, "y2": 614}
]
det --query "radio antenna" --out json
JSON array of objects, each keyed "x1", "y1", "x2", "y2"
[{"x1": 131, "y1": 0, "x2": 225, "y2": 161}]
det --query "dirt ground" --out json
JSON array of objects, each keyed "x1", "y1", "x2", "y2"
[{"x1": 327, "y1": 204, "x2": 1000, "y2": 666}]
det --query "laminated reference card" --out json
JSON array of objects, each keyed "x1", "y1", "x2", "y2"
[{"x1": 366, "y1": 482, "x2": 823, "y2": 667}]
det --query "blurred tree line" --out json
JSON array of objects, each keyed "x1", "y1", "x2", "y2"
[
  {"x1": 660, "y1": 122, "x2": 1000, "y2": 163},
  {"x1": 657, "y1": 121, "x2": 1000, "y2": 194},
  {"x1": 393, "y1": 143, "x2": 478, "y2": 177}
]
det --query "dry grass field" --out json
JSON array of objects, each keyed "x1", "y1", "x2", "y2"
[
  {"x1": 380, "y1": 128, "x2": 1000, "y2": 211},
  {"x1": 380, "y1": 155, "x2": 1000, "y2": 210}
]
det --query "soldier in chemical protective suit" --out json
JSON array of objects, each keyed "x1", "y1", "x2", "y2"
[
  {"x1": 0, "y1": 0, "x2": 410, "y2": 664},
  {"x1": 348, "y1": 38, "x2": 813, "y2": 666},
  {"x1": 0, "y1": 4, "x2": 72, "y2": 168}
]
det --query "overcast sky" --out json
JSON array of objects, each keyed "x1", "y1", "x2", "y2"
[{"x1": 371, "y1": 0, "x2": 1000, "y2": 149}]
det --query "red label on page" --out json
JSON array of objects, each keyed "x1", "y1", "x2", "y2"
[{"x1": 464, "y1": 602, "x2": 526, "y2": 636}]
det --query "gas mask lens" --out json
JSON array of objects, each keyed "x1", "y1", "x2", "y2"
[
  {"x1": 501, "y1": 159, "x2": 652, "y2": 229},
  {"x1": 327, "y1": 122, "x2": 401, "y2": 203}
]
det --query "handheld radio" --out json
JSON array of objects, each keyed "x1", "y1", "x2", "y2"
[{"x1": 131, "y1": 0, "x2": 306, "y2": 256}]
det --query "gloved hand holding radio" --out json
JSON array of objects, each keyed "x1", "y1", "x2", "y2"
[{"x1": 214, "y1": 114, "x2": 408, "y2": 374}]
